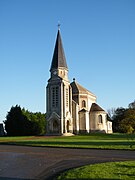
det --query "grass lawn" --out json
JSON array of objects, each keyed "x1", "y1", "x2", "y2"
[
  {"x1": 57, "y1": 161, "x2": 135, "y2": 180},
  {"x1": 0, "y1": 133, "x2": 135, "y2": 150}
]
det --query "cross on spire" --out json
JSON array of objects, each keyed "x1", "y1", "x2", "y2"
[{"x1": 58, "y1": 22, "x2": 60, "y2": 30}]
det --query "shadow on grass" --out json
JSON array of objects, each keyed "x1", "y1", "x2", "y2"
[
  {"x1": 4, "y1": 140, "x2": 135, "y2": 148},
  {"x1": 0, "y1": 177, "x2": 33, "y2": 180},
  {"x1": 58, "y1": 175, "x2": 121, "y2": 180},
  {"x1": 114, "y1": 163, "x2": 135, "y2": 179},
  {"x1": 77, "y1": 133, "x2": 135, "y2": 139},
  {"x1": 115, "y1": 172, "x2": 135, "y2": 179},
  {"x1": 117, "y1": 164, "x2": 135, "y2": 168}
]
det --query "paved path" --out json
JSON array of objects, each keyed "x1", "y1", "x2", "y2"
[{"x1": 0, "y1": 145, "x2": 135, "y2": 180}]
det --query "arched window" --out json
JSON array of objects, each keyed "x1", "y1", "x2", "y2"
[
  {"x1": 52, "y1": 86, "x2": 59, "y2": 107},
  {"x1": 98, "y1": 115, "x2": 103, "y2": 124},
  {"x1": 82, "y1": 100, "x2": 86, "y2": 108}
]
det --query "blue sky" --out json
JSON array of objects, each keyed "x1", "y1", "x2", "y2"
[{"x1": 0, "y1": 0, "x2": 135, "y2": 123}]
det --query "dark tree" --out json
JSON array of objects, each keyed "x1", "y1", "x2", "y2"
[
  {"x1": 22, "y1": 110, "x2": 46, "y2": 135},
  {"x1": 112, "y1": 107, "x2": 126, "y2": 132},
  {"x1": 4, "y1": 105, "x2": 31, "y2": 136},
  {"x1": 4, "y1": 105, "x2": 45, "y2": 136}
]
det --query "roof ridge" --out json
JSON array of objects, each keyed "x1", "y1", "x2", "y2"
[
  {"x1": 73, "y1": 80, "x2": 96, "y2": 97},
  {"x1": 90, "y1": 103, "x2": 105, "y2": 112}
]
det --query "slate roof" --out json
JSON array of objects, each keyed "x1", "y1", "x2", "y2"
[
  {"x1": 70, "y1": 79, "x2": 96, "y2": 98},
  {"x1": 50, "y1": 29, "x2": 68, "y2": 71},
  {"x1": 90, "y1": 103, "x2": 105, "y2": 112}
]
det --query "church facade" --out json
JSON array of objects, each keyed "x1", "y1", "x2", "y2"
[{"x1": 46, "y1": 29, "x2": 112, "y2": 135}]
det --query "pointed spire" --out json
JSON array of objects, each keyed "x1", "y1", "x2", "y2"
[{"x1": 50, "y1": 28, "x2": 68, "y2": 71}]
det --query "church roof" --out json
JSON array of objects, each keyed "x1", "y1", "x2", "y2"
[
  {"x1": 90, "y1": 103, "x2": 105, "y2": 112},
  {"x1": 70, "y1": 79, "x2": 96, "y2": 98},
  {"x1": 50, "y1": 29, "x2": 68, "y2": 71}
]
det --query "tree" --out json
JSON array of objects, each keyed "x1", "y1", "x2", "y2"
[
  {"x1": 121, "y1": 109, "x2": 135, "y2": 133},
  {"x1": 112, "y1": 107, "x2": 126, "y2": 132},
  {"x1": 22, "y1": 110, "x2": 46, "y2": 135},
  {"x1": 107, "y1": 108, "x2": 116, "y2": 121},
  {"x1": 112, "y1": 105, "x2": 135, "y2": 133},
  {"x1": 129, "y1": 100, "x2": 135, "y2": 109},
  {"x1": 4, "y1": 105, "x2": 46, "y2": 136},
  {"x1": 120, "y1": 117, "x2": 135, "y2": 133},
  {"x1": 4, "y1": 105, "x2": 31, "y2": 136}
]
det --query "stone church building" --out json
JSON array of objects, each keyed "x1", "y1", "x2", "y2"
[{"x1": 46, "y1": 28, "x2": 112, "y2": 135}]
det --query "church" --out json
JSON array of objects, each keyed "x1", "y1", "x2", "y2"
[{"x1": 46, "y1": 28, "x2": 112, "y2": 135}]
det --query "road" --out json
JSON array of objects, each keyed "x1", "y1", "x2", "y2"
[{"x1": 0, "y1": 145, "x2": 135, "y2": 180}]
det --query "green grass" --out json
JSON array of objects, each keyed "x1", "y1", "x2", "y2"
[
  {"x1": 57, "y1": 161, "x2": 135, "y2": 180},
  {"x1": 0, "y1": 133, "x2": 135, "y2": 150}
]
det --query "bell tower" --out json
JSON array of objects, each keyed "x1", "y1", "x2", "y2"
[{"x1": 46, "y1": 27, "x2": 73, "y2": 135}]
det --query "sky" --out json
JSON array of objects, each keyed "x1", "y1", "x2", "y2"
[{"x1": 0, "y1": 0, "x2": 135, "y2": 123}]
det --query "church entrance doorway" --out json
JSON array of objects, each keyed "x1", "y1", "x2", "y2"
[
  {"x1": 52, "y1": 120, "x2": 59, "y2": 133},
  {"x1": 67, "y1": 120, "x2": 70, "y2": 133}
]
